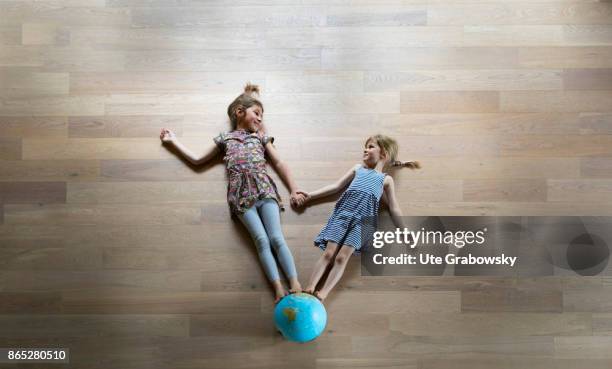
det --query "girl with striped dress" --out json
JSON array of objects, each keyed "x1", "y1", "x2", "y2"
[{"x1": 296, "y1": 135, "x2": 420, "y2": 301}]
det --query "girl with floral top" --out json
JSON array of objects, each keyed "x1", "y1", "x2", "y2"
[{"x1": 160, "y1": 83, "x2": 305, "y2": 303}]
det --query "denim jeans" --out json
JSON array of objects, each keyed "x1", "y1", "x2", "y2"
[{"x1": 237, "y1": 198, "x2": 298, "y2": 282}]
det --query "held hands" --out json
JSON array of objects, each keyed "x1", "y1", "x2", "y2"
[
  {"x1": 160, "y1": 128, "x2": 176, "y2": 144},
  {"x1": 290, "y1": 190, "x2": 310, "y2": 209}
]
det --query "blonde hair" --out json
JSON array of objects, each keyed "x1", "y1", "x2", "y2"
[
  {"x1": 366, "y1": 134, "x2": 421, "y2": 170},
  {"x1": 227, "y1": 82, "x2": 264, "y2": 130}
]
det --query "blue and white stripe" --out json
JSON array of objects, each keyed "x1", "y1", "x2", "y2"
[{"x1": 314, "y1": 165, "x2": 386, "y2": 254}]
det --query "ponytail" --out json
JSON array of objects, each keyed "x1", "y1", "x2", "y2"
[{"x1": 392, "y1": 160, "x2": 421, "y2": 169}]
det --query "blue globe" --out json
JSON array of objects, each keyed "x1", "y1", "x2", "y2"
[{"x1": 274, "y1": 293, "x2": 327, "y2": 343}]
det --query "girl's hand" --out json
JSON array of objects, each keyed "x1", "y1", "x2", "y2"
[
  {"x1": 291, "y1": 191, "x2": 309, "y2": 208},
  {"x1": 160, "y1": 128, "x2": 176, "y2": 143}
]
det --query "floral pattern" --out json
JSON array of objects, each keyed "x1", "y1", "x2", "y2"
[{"x1": 214, "y1": 129, "x2": 284, "y2": 214}]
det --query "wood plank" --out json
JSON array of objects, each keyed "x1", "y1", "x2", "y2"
[
  {"x1": 323, "y1": 47, "x2": 518, "y2": 70},
  {"x1": 265, "y1": 93, "x2": 399, "y2": 114},
  {"x1": 326, "y1": 5, "x2": 426, "y2": 26},
  {"x1": 420, "y1": 357, "x2": 612, "y2": 369},
  {"x1": 268, "y1": 26, "x2": 465, "y2": 49},
  {"x1": 0, "y1": 116, "x2": 67, "y2": 137},
  {"x1": 367, "y1": 70, "x2": 562, "y2": 92},
  {"x1": 124, "y1": 49, "x2": 321, "y2": 72},
  {"x1": 68, "y1": 115, "x2": 184, "y2": 138},
  {"x1": 462, "y1": 25, "x2": 564, "y2": 47},
  {"x1": 70, "y1": 26, "x2": 266, "y2": 50},
  {"x1": 0, "y1": 137, "x2": 21, "y2": 159},
  {"x1": 61, "y1": 290, "x2": 262, "y2": 314},
  {"x1": 564, "y1": 286, "x2": 612, "y2": 313},
  {"x1": 0, "y1": 270, "x2": 202, "y2": 292},
  {"x1": 0, "y1": 71, "x2": 68, "y2": 98},
  {"x1": 0, "y1": 314, "x2": 189, "y2": 339},
  {"x1": 500, "y1": 135, "x2": 612, "y2": 157},
  {"x1": 100, "y1": 159, "x2": 225, "y2": 181},
  {"x1": 103, "y1": 93, "x2": 234, "y2": 116},
  {"x1": 0, "y1": 160, "x2": 99, "y2": 181},
  {"x1": 548, "y1": 179, "x2": 612, "y2": 202},
  {"x1": 66, "y1": 182, "x2": 226, "y2": 203},
  {"x1": 461, "y1": 288, "x2": 562, "y2": 312},
  {"x1": 519, "y1": 46, "x2": 612, "y2": 68},
  {"x1": 101, "y1": 246, "x2": 256, "y2": 270},
  {"x1": 387, "y1": 202, "x2": 612, "y2": 216},
  {"x1": 0, "y1": 96, "x2": 105, "y2": 116},
  {"x1": 3, "y1": 203, "x2": 202, "y2": 225},
  {"x1": 352, "y1": 334, "x2": 554, "y2": 356},
  {"x1": 0, "y1": 46, "x2": 126, "y2": 71},
  {"x1": 401, "y1": 91, "x2": 499, "y2": 113},
  {"x1": 324, "y1": 313, "x2": 391, "y2": 337},
  {"x1": 0, "y1": 2, "x2": 131, "y2": 26},
  {"x1": 564, "y1": 68, "x2": 612, "y2": 90},
  {"x1": 0, "y1": 239, "x2": 102, "y2": 270},
  {"x1": 316, "y1": 358, "x2": 417, "y2": 369},
  {"x1": 22, "y1": 23, "x2": 69, "y2": 46},
  {"x1": 189, "y1": 313, "x2": 276, "y2": 337},
  {"x1": 581, "y1": 157, "x2": 612, "y2": 178},
  {"x1": 463, "y1": 179, "x2": 546, "y2": 202},
  {"x1": 70, "y1": 71, "x2": 266, "y2": 94},
  {"x1": 265, "y1": 71, "x2": 363, "y2": 93},
  {"x1": 564, "y1": 25, "x2": 612, "y2": 46},
  {"x1": 592, "y1": 313, "x2": 612, "y2": 335},
  {"x1": 22, "y1": 138, "x2": 184, "y2": 160},
  {"x1": 0, "y1": 292, "x2": 62, "y2": 314},
  {"x1": 555, "y1": 336, "x2": 612, "y2": 358},
  {"x1": 389, "y1": 312, "x2": 591, "y2": 336},
  {"x1": 580, "y1": 113, "x2": 612, "y2": 134},
  {"x1": 501, "y1": 90, "x2": 612, "y2": 112},
  {"x1": 0, "y1": 25, "x2": 21, "y2": 45},
  {"x1": 131, "y1": 6, "x2": 327, "y2": 27},
  {"x1": 0, "y1": 181, "x2": 66, "y2": 204},
  {"x1": 428, "y1": 3, "x2": 612, "y2": 26}
]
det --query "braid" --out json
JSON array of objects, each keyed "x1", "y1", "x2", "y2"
[{"x1": 392, "y1": 160, "x2": 421, "y2": 169}]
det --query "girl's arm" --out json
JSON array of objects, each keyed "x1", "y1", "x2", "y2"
[
  {"x1": 160, "y1": 128, "x2": 219, "y2": 165},
  {"x1": 301, "y1": 164, "x2": 360, "y2": 203},
  {"x1": 264, "y1": 141, "x2": 302, "y2": 203},
  {"x1": 383, "y1": 175, "x2": 407, "y2": 229}
]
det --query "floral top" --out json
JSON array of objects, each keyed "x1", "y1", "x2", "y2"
[{"x1": 213, "y1": 129, "x2": 284, "y2": 214}]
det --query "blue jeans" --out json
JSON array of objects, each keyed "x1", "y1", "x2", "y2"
[{"x1": 237, "y1": 198, "x2": 298, "y2": 282}]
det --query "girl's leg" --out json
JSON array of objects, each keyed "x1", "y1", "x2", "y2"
[
  {"x1": 258, "y1": 199, "x2": 301, "y2": 293},
  {"x1": 238, "y1": 204, "x2": 286, "y2": 302},
  {"x1": 304, "y1": 241, "x2": 339, "y2": 294},
  {"x1": 315, "y1": 245, "x2": 355, "y2": 301}
]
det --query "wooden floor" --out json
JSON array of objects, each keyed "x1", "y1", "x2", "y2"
[{"x1": 2, "y1": 0, "x2": 612, "y2": 368}]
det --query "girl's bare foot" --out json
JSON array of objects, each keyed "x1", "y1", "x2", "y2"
[
  {"x1": 274, "y1": 288, "x2": 288, "y2": 304},
  {"x1": 288, "y1": 277, "x2": 302, "y2": 294},
  {"x1": 303, "y1": 286, "x2": 315, "y2": 295},
  {"x1": 314, "y1": 291, "x2": 326, "y2": 301}
]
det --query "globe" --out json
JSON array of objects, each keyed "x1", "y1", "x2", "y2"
[{"x1": 274, "y1": 293, "x2": 327, "y2": 343}]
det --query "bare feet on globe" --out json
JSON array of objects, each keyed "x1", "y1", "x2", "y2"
[
  {"x1": 303, "y1": 285, "x2": 315, "y2": 295},
  {"x1": 314, "y1": 291, "x2": 326, "y2": 301},
  {"x1": 289, "y1": 277, "x2": 302, "y2": 294},
  {"x1": 273, "y1": 280, "x2": 288, "y2": 304}
]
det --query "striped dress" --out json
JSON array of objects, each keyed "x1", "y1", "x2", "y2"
[{"x1": 314, "y1": 165, "x2": 386, "y2": 254}]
